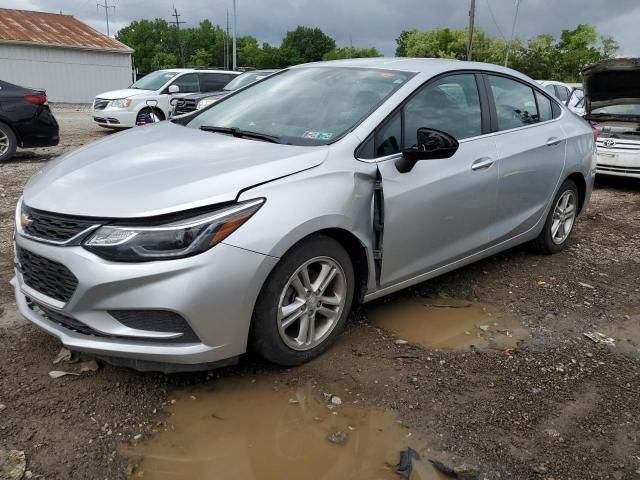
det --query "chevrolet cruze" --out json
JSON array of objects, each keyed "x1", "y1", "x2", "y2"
[{"x1": 12, "y1": 59, "x2": 597, "y2": 372}]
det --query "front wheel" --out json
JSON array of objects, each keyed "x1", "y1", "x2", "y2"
[
  {"x1": 533, "y1": 179, "x2": 579, "y2": 254},
  {"x1": 250, "y1": 236, "x2": 355, "y2": 366}
]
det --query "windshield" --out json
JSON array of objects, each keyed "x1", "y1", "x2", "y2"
[
  {"x1": 188, "y1": 67, "x2": 414, "y2": 146},
  {"x1": 591, "y1": 103, "x2": 640, "y2": 117},
  {"x1": 131, "y1": 71, "x2": 180, "y2": 90},
  {"x1": 224, "y1": 72, "x2": 272, "y2": 91}
]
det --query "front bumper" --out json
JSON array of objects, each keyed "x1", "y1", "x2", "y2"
[
  {"x1": 91, "y1": 109, "x2": 137, "y2": 128},
  {"x1": 12, "y1": 234, "x2": 278, "y2": 369},
  {"x1": 596, "y1": 150, "x2": 640, "y2": 178}
]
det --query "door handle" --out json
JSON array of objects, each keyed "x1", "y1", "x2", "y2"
[
  {"x1": 471, "y1": 157, "x2": 495, "y2": 171},
  {"x1": 546, "y1": 137, "x2": 562, "y2": 147}
]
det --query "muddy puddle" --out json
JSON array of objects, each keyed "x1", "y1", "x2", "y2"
[
  {"x1": 368, "y1": 297, "x2": 528, "y2": 351},
  {"x1": 122, "y1": 377, "x2": 447, "y2": 480}
]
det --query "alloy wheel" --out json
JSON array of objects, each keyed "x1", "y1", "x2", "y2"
[
  {"x1": 277, "y1": 256, "x2": 347, "y2": 351},
  {"x1": 0, "y1": 129, "x2": 8, "y2": 156},
  {"x1": 551, "y1": 190, "x2": 576, "y2": 245}
]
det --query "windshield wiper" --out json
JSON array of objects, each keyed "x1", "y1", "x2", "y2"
[{"x1": 199, "y1": 125, "x2": 282, "y2": 144}]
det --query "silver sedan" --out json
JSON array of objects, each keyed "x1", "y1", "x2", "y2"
[{"x1": 12, "y1": 59, "x2": 597, "y2": 372}]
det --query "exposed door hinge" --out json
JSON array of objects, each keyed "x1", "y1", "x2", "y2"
[{"x1": 373, "y1": 249, "x2": 383, "y2": 260}]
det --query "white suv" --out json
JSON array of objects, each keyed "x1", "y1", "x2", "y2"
[{"x1": 91, "y1": 69, "x2": 240, "y2": 129}]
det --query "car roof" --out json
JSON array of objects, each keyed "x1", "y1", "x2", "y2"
[
  {"x1": 157, "y1": 68, "x2": 240, "y2": 75},
  {"x1": 293, "y1": 57, "x2": 536, "y2": 83}
]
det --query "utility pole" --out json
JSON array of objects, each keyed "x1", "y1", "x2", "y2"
[
  {"x1": 504, "y1": 0, "x2": 521, "y2": 68},
  {"x1": 170, "y1": 6, "x2": 186, "y2": 29},
  {"x1": 232, "y1": 0, "x2": 237, "y2": 71},
  {"x1": 170, "y1": 6, "x2": 186, "y2": 67},
  {"x1": 466, "y1": 0, "x2": 476, "y2": 61},
  {"x1": 225, "y1": 10, "x2": 230, "y2": 70},
  {"x1": 96, "y1": 0, "x2": 115, "y2": 37}
]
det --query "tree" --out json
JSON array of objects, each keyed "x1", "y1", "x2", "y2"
[
  {"x1": 322, "y1": 47, "x2": 382, "y2": 61},
  {"x1": 394, "y1": 25, "x2": 620, "y2": 82},
  {"x1": 280, "y1": 26, "x2": 336, "y2": 63},
  {"x1": 188, "y1": 48, "x2": 214, "y2": 68},
  {"x1": 151, "y1": 51, "x2": 178, "y2": 70},
  {"x1": 395, "y1": 29, "x2": 417, "y2": 57}
]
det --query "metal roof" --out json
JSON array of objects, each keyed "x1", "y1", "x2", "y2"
[{"x1": 0, "y1": 8, "x2": 133, "y2": 53}]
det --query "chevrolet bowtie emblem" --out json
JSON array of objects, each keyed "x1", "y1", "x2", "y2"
[{"x1": 20, "y1": 213, "x2": 33, "y2": 229}]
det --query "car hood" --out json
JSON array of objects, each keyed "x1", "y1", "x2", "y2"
[
  {"x1": 583, "y1": 58, "x2": 640, "y2": 120},
  {"x1": 95, "y1": 89, "x2": 150, "y2": 100},
  {"x1": 23, "y1": 121, "x2": 328, "y2": 218},
  {"x1": 182, "y1": 90, "x2": 228, "y2": 101}
]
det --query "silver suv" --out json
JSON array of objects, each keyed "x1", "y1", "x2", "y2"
[{"x1": 14, "y1": 59, "x2": 596, "y2": 372}]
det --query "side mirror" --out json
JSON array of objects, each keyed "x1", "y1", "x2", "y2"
[
  {"x1": 396, "y1": 128, "x2": 459, "y2": 173},
  {"x1": 168, "y1": 85, "x2": 180, "y2": 94}
]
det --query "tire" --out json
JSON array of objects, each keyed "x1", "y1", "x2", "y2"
[
  {"x1": 250, "y1": 235, "x2": 355, "y2": 367},
  {"x1": 533, "y1": 179, "x2": 579, "y2": 254},
  {"x1": 0, "y1": 121, "x2": 17, "y2": 162},
  {"x1": 136, "y1": 107, "x2": 164, "y2": 124}
]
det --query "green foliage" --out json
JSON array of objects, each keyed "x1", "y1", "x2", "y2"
[
  {"x1": 322, "y1": 47, "x2": 383, "y2": 61},
  {"x1": 395, "y1": 24, "x2": 619, "y2": 82},
  {"x1": 281, "y1": 26, "x2": 336, "y2": 63},
  {"x1": 116, "y1": 18, "x2": 619, "y2": 82}
]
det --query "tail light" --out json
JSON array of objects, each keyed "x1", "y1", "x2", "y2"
[
  {"x1": 592, "y1": 126, "x2": 598, "y2": 143},
  {"x1": 24, "y1": 94, "x2": 47, "y2": 105}
]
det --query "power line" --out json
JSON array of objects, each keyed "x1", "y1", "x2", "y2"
[
  {"x1": 96, "y1": 0, "x2": 115, "y2": 37},
  {"x1": 485, "y1": 0, "x2": 507, "y2": 41}
]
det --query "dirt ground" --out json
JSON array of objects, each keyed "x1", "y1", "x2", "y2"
[{"x1": 1, "y1": 106, "x2": 639, "y2": 480}]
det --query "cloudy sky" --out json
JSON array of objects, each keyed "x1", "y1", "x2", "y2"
[{"x1": 3, "y1": 0, "x2": 639, "y2": 56}]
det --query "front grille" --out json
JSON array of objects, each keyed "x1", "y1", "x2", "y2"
[
  {"x1": 27, "y1": 298, "x2": 104, "y2": 337},
  {"x1": 17, "y1": 246, "x2": 78, "y2": 303},
  {"x1": 173, "y1": 99, "x2": 198, "y2": 116},
  {"x1": 93, "y1": 98, "x2": 109, "y2": 110},
  {"x1": 109, "y1": 310, "x2": 200, "y2": 343},
  {"x1": 22, "y1": 205, "x2": 102, "y2": 243},
  {"x1": 597, "y1": 138, "x2": 640, "y2": 151},
  {"x1": 597, "y1": 164, "x2": 640, "y2": 174}
]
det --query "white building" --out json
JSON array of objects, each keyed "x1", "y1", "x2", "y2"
[{"x1": 0, "y1": 8, "x2": 133, "y2": 103}]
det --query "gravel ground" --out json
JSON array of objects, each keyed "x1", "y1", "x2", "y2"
[{"x1": 0, "y1": 108, "x2": 639, "y2": 479}]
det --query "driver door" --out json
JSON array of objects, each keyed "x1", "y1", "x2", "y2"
[
  {"x1": 371, "y1": 74, "x2": 499, "y2": 288},
  {"x1": 162, "y1": 73, "x2": 200, "y2": 115}
]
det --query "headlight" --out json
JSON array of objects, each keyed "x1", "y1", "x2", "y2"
[
  {"x1": 83, "y1": 199, "x2": 264, "y2": 261},
  {"x1": 197, "y1": 97, "x2": 219, "y2": 110},
  {"x1": 110, "y1": 99, "x2": 132, "y2": 109}
]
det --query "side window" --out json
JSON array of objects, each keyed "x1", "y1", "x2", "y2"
[
  {"x1": 200, "y1": 73, "x2": 235, "y2": 92},
  {"x1": 554, "y1": 85, "x2": 570, "y2": 103},
  {"x1": 488, "y1": 75, "x2": 539, "y2": 131},
  {"x1": 544, "y1": 84, "x2": 556, "y2": 95},
  {"x1": 535, "y1": 91, "x2": 553, "y2": 122},
  {"x1": 404, "y1": 74, "x2": 482, "y2": 146},
  {"x1": 375, "y1": 112, "x2": 402, "y2": 157},
  {"x1": 171, "y1": 73, "x2": 199, "y2": 93}
]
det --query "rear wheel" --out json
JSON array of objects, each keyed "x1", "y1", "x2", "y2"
[
  {"x1": 0, "y1": 121, "x2": 17, "y2": 162},
  {"x1": 533, "y1": 179, "x2": 579, "y2": 254},
  {"x1": 250, "y1": 236, "x2": 355, "y2": 366}
]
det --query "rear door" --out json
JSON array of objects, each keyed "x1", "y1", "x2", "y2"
[
  {"x1": 485, "y1": 74, "x2": 566, "y2": 243},
  {"x1": 369, "y1": 73, "x2": 499, "y2": 288}
]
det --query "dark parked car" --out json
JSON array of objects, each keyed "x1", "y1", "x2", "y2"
[
  {"x1": 171, "y1": 70, "x2": 279, "y2": 116},
  {"x1": 0, "y1": 80, "x2": 59, "y2": 162}
]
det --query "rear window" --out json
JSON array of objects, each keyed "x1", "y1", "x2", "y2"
[{"x1": 200, "y1": 73, "x2": 238, "y2": 92}]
